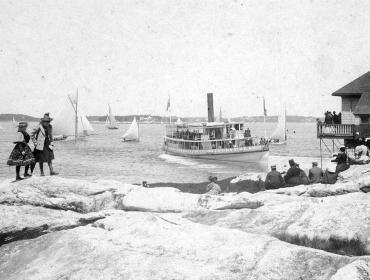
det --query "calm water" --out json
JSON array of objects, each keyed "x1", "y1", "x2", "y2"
[{"x1": 0, "y1": 122, "x2": 334, "y2": 184}]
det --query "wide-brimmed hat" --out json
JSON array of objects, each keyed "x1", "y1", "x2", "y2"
[
  {"x1": 40, "y1": 113, "x2": 53, "y2": 122},
  {"x1": 288, "y1": 159, "x2": 296, "y2": 166},
  {"x1": 17, "y1": 121, "x2": 28, "y2": 128}
]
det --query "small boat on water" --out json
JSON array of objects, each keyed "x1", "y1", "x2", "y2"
[
  {"x1": 269, "y1": 103, "x2": 287, "y2": 145},
  {"x1": 122, "y1": 117, "x2": 139, "y2": 142},
  {"x1": 162, "y1": 94, "x2": 269, "y2": 163},
  {"x1": 53, "y1": 95, "x2": 95, "y2": 140},
  {"x1": 106, "y1": 105, "x2": 118, "y2": 129}
]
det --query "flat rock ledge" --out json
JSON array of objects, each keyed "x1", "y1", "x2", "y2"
[{"x1": 0, "y1": 170, "x2": 369, "y2": 280}]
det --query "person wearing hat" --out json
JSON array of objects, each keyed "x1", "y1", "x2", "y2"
[
  {"x1": 7, "y1": 122, "x2": 35, "y2": 181},
  {"x1": 308, "y1": 162, "x2": 323, "y2": 184},
  {"x1": 331, "y1": 146, "x2": 349, "y2": 173},
  {"x1": 205, "y1": 175, "x2": 222, "y2": 195},
  {"x1": 321, "y1": 162, "x2": 338, "y2": 184},
  {"x1": 31, "y1": 113, "x2": 58, "y2": 176},
  {"x1": 284, "y1": 159, "x2": 301, "y2": 186},
  {"x1": 265, "y1": 165, "x2": 285, "y2": 189}
]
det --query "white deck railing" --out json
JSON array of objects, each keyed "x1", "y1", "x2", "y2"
[{"x1": 317, "y1": 123, "x2": 354, "y2": 137}]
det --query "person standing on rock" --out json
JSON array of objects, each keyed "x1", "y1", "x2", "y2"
[
  {"x1": 308, "y1": 162, "x2": 323, "y2": 184},
  {"x1": 7, "y1": 122, "x2": 35, "y2": 181},
  {"x1": 206, "y1": 176, "x2": 222, "y2": 195},
  {"x1": 31, "y1": 113, "x2": 58, "y2": 176},
  {"x1": 265, "y1": 165, "x2": 285, "y2": 189}
]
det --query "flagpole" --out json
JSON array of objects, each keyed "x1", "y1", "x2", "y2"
[{"x1": 75, "y1": 88, "x2": 78, "y2": 142}]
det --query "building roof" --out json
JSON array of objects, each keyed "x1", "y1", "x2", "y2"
[
  {"x1": 354, "y1": 92, "x2": 370, "y2": 115},
  {"x1": 332, "y1": 71, "x2": 370, "y2": 96}
]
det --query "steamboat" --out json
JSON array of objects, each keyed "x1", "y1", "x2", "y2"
[{"x1": 163, "y1": 93, "x2": 269, "y2": 163}]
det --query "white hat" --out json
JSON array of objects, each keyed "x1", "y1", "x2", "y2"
[{"x1": 326, "y1": 163, "x2": 337, "y2": 173}]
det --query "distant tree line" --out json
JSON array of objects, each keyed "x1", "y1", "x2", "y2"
[{"x1": 0, "y1": 114, "x2": 320, "y2": 123}]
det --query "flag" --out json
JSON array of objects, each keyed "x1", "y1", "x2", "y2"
[
  {"x1": 263, "y1": 97, "x2": 267, "y2": 117},
  {"x1": 68, "y1": 91, "x2": 78, "y2": 105},
  {"x1": 166, "y1": 96, "x2": 171, "y2": 111}
]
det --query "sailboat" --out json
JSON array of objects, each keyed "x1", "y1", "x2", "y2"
[
  {"x1": 122, "y1": 117, "x2": 139, "y2": 142},
  {"x1": 12, "y1": 116, "x2": 17, "y2": 127},
  {"x1": 79, "y1": 111, "x2": 95, "y2": 136},
  {"x1": 176, "y1": 117, "x2": 183, "y2": 125},
  {"x1": 269, "y1": 103, "x2": 287, "y2": 145},
  {"x1": 105, "y1": 105, "x2": 118, "y2": 129},
  {"x1": 53, "y1": 93, "x2": 94, "y2": 140}
]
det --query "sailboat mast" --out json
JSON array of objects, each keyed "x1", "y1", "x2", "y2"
[{"x1": 284, "y1": 103, "x2": 287, "y2": 141}]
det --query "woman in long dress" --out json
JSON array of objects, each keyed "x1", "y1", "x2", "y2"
[
  {"x1": 31, "y1": 113, "x2": 58, "y2": 176},
  {"x1": 7, "y1": 122, "x2": 35, "y2": 181}
]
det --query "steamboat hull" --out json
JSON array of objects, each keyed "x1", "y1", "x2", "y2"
[{"x1": 164, "y1": 145, "x2": 269, "y2": 163}]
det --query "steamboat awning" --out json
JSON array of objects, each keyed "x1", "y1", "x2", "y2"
[
  {"x1": 353, "y1": 92, "x2": 370, "y2": 115},
  {"x1": 332, "y1": 71, "x2": 370, "y2": 96}
]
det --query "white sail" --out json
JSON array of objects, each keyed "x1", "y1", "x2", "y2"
[
  {"x1": 270, "y1": 103, "x2": 287, "y2": 143},
  {"x1": 53, "y1": 99, "x2": 77, "y2": 137},
  {"x1": 79, "y1": 111, "x2": 94, "y2": 135},
  {"x1": 176, "y1": 118, "x2": 183, "y2": 125},
  {"x1": 53, "y1": 99, "x2": 94, "y2": 138},
  {"x1": 106, "y1": 104, "x2": 118, "y2": 128},
  {"x1": 122, "y1": 117, "x2": 139, "y2": 141}
]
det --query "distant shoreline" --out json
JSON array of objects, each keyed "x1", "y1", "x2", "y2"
[{"x1": 0, "y1": 113, "x2": 320, "y2": 123}]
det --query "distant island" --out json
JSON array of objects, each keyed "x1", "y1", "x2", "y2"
[{"x1": 0, "y1": 114, "x2": 320, "y2": 123}]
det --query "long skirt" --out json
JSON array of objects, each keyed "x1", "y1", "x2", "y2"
[
  {"x1": 7, "y1": 143, "x2": 35, "y2": 166},
  {"x1": 34, "y1": 138, "x2": 54, "y2": 163}
]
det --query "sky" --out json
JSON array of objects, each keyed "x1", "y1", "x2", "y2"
[{"x1": 1, "y1": 0, "x2": 370, "y2": 118}]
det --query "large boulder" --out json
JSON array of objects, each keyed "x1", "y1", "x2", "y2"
[
  {"x1": 330, "y1": 258, "x2": 370, "y2": 280},
  {"x1": 0, "y1": 204, "x2": 106, "y2": 245},
  {"x1": 0, "y1": 177, "x2": 263, "y2": 213},
  {"x1": 0, "y1": 212, "x2": 358, "y2": 280},
  {"x1": 266, "y1": 181, "x2": 362, "y2": 197},
  {"x1": 186, "y1": 192, "x2": 370, "y2": 255}
]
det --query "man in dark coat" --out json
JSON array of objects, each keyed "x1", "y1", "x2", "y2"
[
  {"x1": 308, "y1": 162, "x2": 323, "y2": 183},
  {"x1": 265, "y1": 165, "x2": 285, "y2": 189},
  {"x1": 284, "y1": 159, "x2": 301, "y2": 185},
  {"x1": 331, "y1": 146, "x2": 349, "y2": 173}
]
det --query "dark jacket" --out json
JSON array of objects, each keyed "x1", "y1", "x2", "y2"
[
  {"x1": 309, "y1": 166, "x2": 323, "y2": 184},
  {"x1": 331, "y1": 152, "x2": 347, "y2": 164},
  {"x1": 265, "y1": 170, "x2": 285, "y2": 189},
  {"x1": 284, "y1": 166, "x2": 301, "y2": 182}
]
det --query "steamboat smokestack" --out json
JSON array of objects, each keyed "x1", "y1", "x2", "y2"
[{"x1": 207, "y1": 93, "x2": 215, "y2": 122}]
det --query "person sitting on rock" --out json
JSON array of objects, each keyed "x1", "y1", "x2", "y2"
[
  {"x1": 284, "y1": 159, "x2": 301, "y2": 186},
  {"x1": 320, "y1": 163, "x2": 338, "y2": 184},
  {"x1": 205, "y1": 176, "x2": 221, "y2": 195},
  {"x1": 349, "y1": 140, "x2": 370, "y2": 165},
  {"x1": 265, "y1": 165, "x2": 285, "y2": 189},
  {"x1": 331, "y1": 146, "x2": 349, "y2": 173},
  {"x1": 308, "y1": 162, "x2": 323, "y2": 184}
]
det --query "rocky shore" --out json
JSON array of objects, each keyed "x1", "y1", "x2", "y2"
[{"x1": 0, "y1": 165, "x2": 369, "y2": 279}]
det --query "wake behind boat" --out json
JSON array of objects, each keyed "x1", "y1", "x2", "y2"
[
  {"x1": 163, "y1": 93, "x2": 269, "y2": 163},
  {"x1": 122, "y1": 117, "x2": 139, "y2": 142}
]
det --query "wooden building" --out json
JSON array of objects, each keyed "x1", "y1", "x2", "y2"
[{"x1": 318, "y1": 71, "x2": 370, "y2": 147}]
